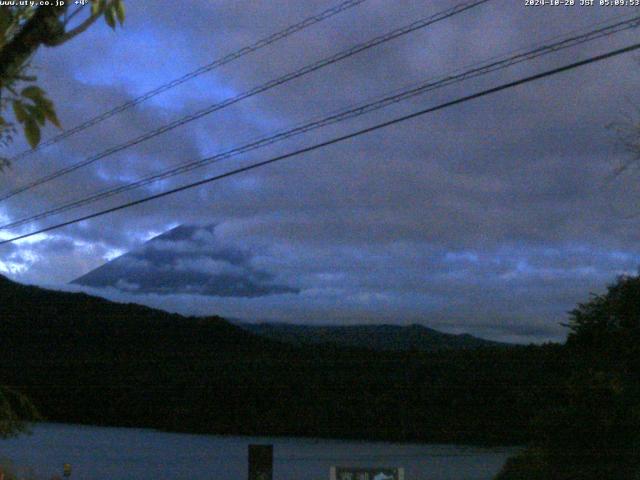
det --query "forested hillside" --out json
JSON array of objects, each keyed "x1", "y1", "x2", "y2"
[{"x1": 1, "y1": 275, "x2": 565, "y2": 445}]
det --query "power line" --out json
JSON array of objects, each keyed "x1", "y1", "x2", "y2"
[
  {"x1": 0, "y1": 0, "x2": 490, "y2": 202},
  {"x1": 2, "y1": 41, "x2": 638, "y2": 246},
  {"x1": 3, "y1": 12, "x2": 639, "y2": 231},
  {"x1": 7, "y1": 0, "x2": 370, "y2": 163}
]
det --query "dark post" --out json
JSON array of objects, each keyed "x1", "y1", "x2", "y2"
[{"x1": 248, "y1": 444, "x2": 273, "y2": 480}]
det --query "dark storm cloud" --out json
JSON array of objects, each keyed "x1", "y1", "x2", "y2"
[{"x1": 2, "y1": 0, "x2": 640, "y2": 342}]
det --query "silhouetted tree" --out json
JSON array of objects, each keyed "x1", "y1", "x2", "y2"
[{"x1": 497, "y1": 274, "x2": 640, "y2": 479}]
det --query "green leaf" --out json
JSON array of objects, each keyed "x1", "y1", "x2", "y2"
[
  {"x1": 26, "y1": 105, "x2": 45, "y2": 126},
  {"x1": 43, "y1": 105, "x2": 62, "y2": 129},
  {"x1": 37, "y1": 96, "x2": 54, "y2": 108},
  {"x1": 91, "y1": 0, "x2": 103, "y2": 16},
  {"x1": 104, "y1": 7, "x2": 116, "y2": 29},
  {"x1": 115, "y1": 0, "x2": 125, "y2": 25},
  {"x1": 20, "y1": 85, "x2": 44, "y2": 101},
  {"x1": 24, "y1": 119, "x2": 40, "y2": 148},
  {"x1": 12, "y1": 101, "x2": 27, "y2": 123}
]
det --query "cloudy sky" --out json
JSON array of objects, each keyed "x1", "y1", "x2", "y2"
[{"x1": 2, "y1": 0, "x2": 640, "y2": 343}]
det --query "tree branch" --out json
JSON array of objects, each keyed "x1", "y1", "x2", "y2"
[
  {"x1": 63, "y1": 5, "x2": 85, "y2": 26},
  {"x1": 0, "y1": 1, "x2": 120, "y2": 85},
  {"x1": 48, "y1": 5, "x2": 108, "y2": 46},
  {"x1": 0, "y1": 5, "x2": 67, "y2": 86}
]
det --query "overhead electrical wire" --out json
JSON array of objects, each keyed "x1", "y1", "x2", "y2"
[
  {"x1": 7, "y1": 0, "x2": 370, "y2": 162},
  {"x1": 1, "y1": 41, "x2": 638, "y2": 246},
  {"x1": 3, "y1": 12, "x2": 639, "y2": 231},
  {"x1": 0, "y1": 0, "x2": 490, "y2": 202}
]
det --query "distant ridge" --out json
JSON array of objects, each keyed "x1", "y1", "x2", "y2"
[{"x1": 240, "y1": 322, "x2": 506, "y2": 352}]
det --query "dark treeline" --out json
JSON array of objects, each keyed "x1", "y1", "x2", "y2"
[
  {"x1": 0, "y1": 274, "x2": 567, "y2": 445},
  {"x1": 496, "y1": 274, "x2": 640, "y2": 479}
]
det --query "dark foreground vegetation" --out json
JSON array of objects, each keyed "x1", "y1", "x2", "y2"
[
  {"x1": 496, "y1": 274, "x2": 640, "y2": 479},
  {"x1": 1, "y1": 274, "x2": 563, "y2": 445},
  {"x1": 1, "y1": 273, "x2": 639, "y2": 478}
]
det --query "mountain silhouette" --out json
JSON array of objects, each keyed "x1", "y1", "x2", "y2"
[
  {"x1": 240, "y1": 322, "x2": 505, "y2": 351},
  {"x1": 71, "y1": 224, "x2": 298, "y2": 297}
]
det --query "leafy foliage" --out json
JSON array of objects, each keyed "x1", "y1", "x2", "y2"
[
  {"x1": 497, "y1": 274, "x2": 640, "y2": 479},
  {"x1": 566, "y1": 273, "x2": 640, "y2": 354},
  {"x1": 0, "y1": 386, "x2": 40, "y2": 439},
  {"x1": 8, "y1": 85, "x2": 60, "y2": 149},
  {"x1": 0, "y1": 0, "x2": 125, "y2": 165}
]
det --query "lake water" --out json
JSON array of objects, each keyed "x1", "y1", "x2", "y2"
[{"x1": 0, "y1": 423, "x2": 518, "y2": 480}]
